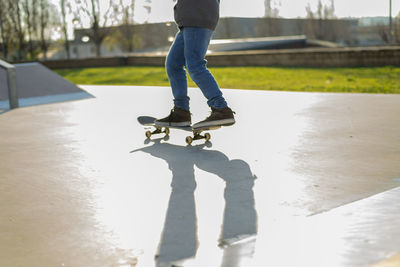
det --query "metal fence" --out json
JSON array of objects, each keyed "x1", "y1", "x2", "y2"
[{"x1": 0, "y1": 59, "x2": 19, "y2": 109}]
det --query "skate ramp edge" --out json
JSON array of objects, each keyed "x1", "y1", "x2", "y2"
[{"x1": 0, "y1": 62, "x2": 93, "y2": 109}]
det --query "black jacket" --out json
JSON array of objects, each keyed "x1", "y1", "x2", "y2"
[{"x1": 174, "y1": 0, "x2": 220, "y2": 31}]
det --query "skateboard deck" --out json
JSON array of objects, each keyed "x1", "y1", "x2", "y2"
[{"x1": 137, "y1": 116, "x2": 222, "y2": 144}]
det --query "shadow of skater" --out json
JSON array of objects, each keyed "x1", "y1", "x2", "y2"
[{"x1": 131, "y1": 140, "x2": 257, "y2": 267}]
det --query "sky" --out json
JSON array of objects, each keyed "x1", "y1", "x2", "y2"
[
  {"x1": 51, "y1": 0, "x2": 400, "y2": 30},
  {"x1": 144, "y1": 0, "x2": 400, "y2": 23}
]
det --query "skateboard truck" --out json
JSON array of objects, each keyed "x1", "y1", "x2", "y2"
[
  {"x1": 145, "y1": 126, "x2": 170, "y2": 139},
  {"x1": 185, "y1": 131, "x2": 211, "y2": 145},
  {"x1": 184, "y1": 126, "x2": 221, "y2": 145}
]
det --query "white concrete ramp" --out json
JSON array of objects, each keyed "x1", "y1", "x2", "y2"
[{"x1": 0, "y1": 85, "x2": 399, "y2": 267}]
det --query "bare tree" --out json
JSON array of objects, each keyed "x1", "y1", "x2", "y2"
[
  {"x1": 107, "y1": 0, "x2": 140, "y2": 53},
  {"x1": 0, "y1": 0, "x2": 17, "y2": 59},
  {"x1": 324, "y1": 0, "x2": 335, "y2": 19},
  {"x1": 60, "y1": 0, "x2": 71, "y2": 59},
  {"x1": 0, "y1": 0, "x2": 7, "y2": 58},
  {"x1": 8, "y1": 0, "x2": 26, "y2": 60},
  {"x1": 22, "y1": 0, "x2": 39, "y2": 59},
  {"x1": 0, "y1": 0, "x2": 58, "y2": 61},
  {"x1": 143, "y1": 0, "x2": 152, "y2": 23},
  {"x1": 306, "y1": 1, "x2": 326, "y2": 39},
  {"x1": 264, "y1": 0, "x2": 280, "y2": 18},
  {"x1": 263, "y1": 0, "x2": 281, "y2": 37},
  {"x1": 74, "y1": 0, "x2": 114, "y2": 57},
  {"x1": 305, "y1": 0, "x2": 339, "y2": 41},
  {"x1": 38, "y1": 0, "x2": 57, "y2": 60}
]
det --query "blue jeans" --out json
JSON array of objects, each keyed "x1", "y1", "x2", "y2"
[{"x1": 166, "y1": 27, "x2": 228, "y2": 111}]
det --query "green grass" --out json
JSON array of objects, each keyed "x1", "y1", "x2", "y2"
[{"x1": 55, "y1": 66, "x2": 400, "y2": 94}]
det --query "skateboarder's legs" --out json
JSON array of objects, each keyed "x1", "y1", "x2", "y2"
[
  {"x1": 166, "y1": 30, "x2": 189, "y2": 110},
  {"x1": 166, "y1": 27, "x2": 228, "y2": 111}
]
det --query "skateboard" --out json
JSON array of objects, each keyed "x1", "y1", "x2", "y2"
[{"x1": 137, "y1": 116, "x2": 222, "y2": 145}]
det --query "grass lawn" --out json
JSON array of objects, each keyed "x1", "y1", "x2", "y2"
[{"x1": 55, "y1": 66, "x2": 400, "y2": 94}]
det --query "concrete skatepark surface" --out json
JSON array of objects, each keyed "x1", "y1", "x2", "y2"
[{"x1": 1, "y1": 85, "x2": 400, "y2": 267}]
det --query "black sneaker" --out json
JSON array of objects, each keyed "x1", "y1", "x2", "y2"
[
  {"x1": 192, "y1": 107, "x2": 235, "y2": 129},
  {"x1": 154, "y1": 107, "x2": 191, "y2": 127}
]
